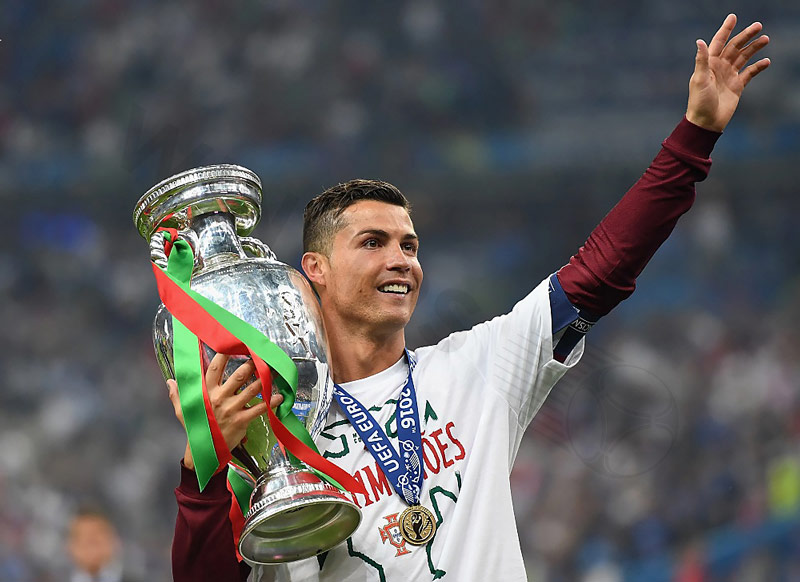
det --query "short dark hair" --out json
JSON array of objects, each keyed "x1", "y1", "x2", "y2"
[
  {"x1": 68, "y1": 504, "x2": 116, "y2": 537},
  {"x1": 303, "y1": 179, "x2": 411, "y2": 255},
  {"x1": 71, "y1": 504, "x2": 113, "y2": 525}
]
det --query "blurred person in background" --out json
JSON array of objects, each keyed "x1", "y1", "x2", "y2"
[
  {"x1": 167, "y1": 14, "x2": 770, "y2": 582},
  {"x1": 66, "y1": 506, "x2": 136, "y2": 582}
]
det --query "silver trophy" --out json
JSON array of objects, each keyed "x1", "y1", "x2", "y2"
[{"x1": 133, "y1": 165, "x2": 361, "y2": 564}]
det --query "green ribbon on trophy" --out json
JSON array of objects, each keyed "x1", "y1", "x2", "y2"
[{"x1": 151, "y1": 232, "x2": 366, "y2": 512}]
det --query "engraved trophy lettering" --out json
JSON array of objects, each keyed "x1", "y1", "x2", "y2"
[{"x1": 133, "y1": 165, "x2": 361, "y2": 564}]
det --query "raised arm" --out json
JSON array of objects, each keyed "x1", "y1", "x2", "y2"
[{"x1": 551, "y1": 15, "x2": 769, "y2": 356}]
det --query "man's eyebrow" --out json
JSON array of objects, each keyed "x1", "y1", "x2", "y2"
[{"x1": 354, "y1": 229, "x2": 418, "y2": 240}]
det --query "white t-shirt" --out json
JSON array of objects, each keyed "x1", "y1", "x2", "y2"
[{"x1": 255, "y1": 277, "x2": 583, "y2": 582}]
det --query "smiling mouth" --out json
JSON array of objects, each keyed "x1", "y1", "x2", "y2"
[{"x1": 378, "y1": 283, "x2": 410, "y2": 294}]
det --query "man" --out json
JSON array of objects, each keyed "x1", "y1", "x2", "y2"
[
  {"x1": 169, "y1": 15, "x2": 769, "y2": 582},
  {"x1": 67, "y1": 506, "x2": 135, "y2": 582}
]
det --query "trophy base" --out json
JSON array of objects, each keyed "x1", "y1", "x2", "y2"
[{"x1": 238, "y1": 465, "x2": 362, "y2": 565}]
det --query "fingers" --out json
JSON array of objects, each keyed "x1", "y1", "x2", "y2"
[
  {"x1": 234, "y1": 381, "x2": 284, "y2": 410},
  {"x1": 232, "y1": 376, "x2": 283, "y2": 415},
  {"x1": 740, "y1": 57, "x2": 771, "y2": 87},
  {"x1": 221, "y1": 359, "x2": 256, "y2": 395},
  {"x1": 722, "y1": 20, "x2": 766, "y2": 64},
  {"x1": 733, "y1": 34, "x2": 770, "y2": 70},
  {"x1": 723, "y1": 20, "x2": 762, "y2": 55},
  {"x1": 232, "y1": 376, "x2": 263, "y2": 407},
  {"x1": 166, "y1": 379, "x2": 185, "y2": 426},
  {"x1": 704, "y1": 15, "x2": 770, "y2": 83},
  {"x1": 694, "y1": 39, "x2": 709, "y2": 77},
  {"x1": 708, "y1": 13, "x2": 737, "y2": 57},
  {"x1": 238, "y1": 390, "x2": 282, "y2": 426},
  {"x1": 205, "y1": 352, "x2": 231, "y2": 388},
  {"x1": 241, "y1": 401, "x2": 270, "y2": 424}
]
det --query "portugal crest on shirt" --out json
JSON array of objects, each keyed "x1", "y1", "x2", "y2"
[{"x1": 378, "y1": 513, "x2": 411, "y2": 557}]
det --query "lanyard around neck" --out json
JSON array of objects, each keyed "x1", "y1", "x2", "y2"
[{"x1": 332, "y1": 351, "x2": 423, "y2": 506}]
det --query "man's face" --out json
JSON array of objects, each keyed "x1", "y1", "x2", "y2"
[
  {"x1": 67, "y1": 516, "x2": 118, "y2": 575},
  {"x1": 318, "y1": 200, "x2": 423, "y2": 336}
]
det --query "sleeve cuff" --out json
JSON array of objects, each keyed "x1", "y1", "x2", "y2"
[
  {"x1": 664, "y1": 116, "x2": 722, "y2": 160},
  {"x1": 178, "y1": 459, "x2": 231, "y2": 499}
]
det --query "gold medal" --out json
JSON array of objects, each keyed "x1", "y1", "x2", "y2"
[{"x1": 398, "y1": 505, "x2": 437, "y2": 545}]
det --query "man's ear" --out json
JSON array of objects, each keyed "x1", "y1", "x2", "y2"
[{"x1": 301, "y1": 251, "x2": 327, "y2": 289}]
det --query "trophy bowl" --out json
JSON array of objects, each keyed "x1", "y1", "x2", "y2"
[{"x1": 134, "y1": 165, "x2": 361, "y2": 564}]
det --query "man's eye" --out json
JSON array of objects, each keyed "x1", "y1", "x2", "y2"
[
  {"x1": 403, "y1": 243, "x2": 418, "y2": 253},
  {"x1": 364, "y1": 239, "x2": 378, "y2": 248}
]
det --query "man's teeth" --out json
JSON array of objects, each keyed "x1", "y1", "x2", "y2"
[{"x1": 379, "y1": 284, "x2": 409, "y2": 294}]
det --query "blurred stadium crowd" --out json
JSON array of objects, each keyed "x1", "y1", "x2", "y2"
[{"x1": 1, "y1": 1, "x2": 800, "y2": 580}]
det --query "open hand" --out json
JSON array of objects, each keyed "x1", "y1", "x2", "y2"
[
  {"x1": 686, "y1": 14, "x2": 770, "y2": 132},
  {"x1": 167, "y1": 353, "x2": 283, "y2": 471}
]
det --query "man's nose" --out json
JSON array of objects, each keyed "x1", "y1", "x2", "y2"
[{"x1": 386, "y1": 245, "x2": 411, "y2": 270}]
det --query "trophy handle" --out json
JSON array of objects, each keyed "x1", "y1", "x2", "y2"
[
  {"x1": 241, "y1": 237, "x2": 277, "y2": 261},
  {"x1": 149, "y1": 230, "x2": 200, "y2": 269}
]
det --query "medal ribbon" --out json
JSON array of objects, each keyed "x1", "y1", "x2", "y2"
[
  {"x1": 153, "y1": 233, "x2": 366, "y2": 498},
  {"x1": 333, "y1": 351, "x2": 423, "y2": 506}
]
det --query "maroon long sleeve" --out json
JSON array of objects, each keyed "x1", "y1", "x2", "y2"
[
  {"x1": 556, "y1": 117, "x2": 722, "y2": 315},
  {"x1": 173, "y1": 463, "x2": 251, "y2": 582}
]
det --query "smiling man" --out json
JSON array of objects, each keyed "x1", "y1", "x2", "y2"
[
  {"x1": 301, "y1": 185, "x2": 423, "y2": 384},
  {"x1": 170, "y1": 15, "x2": 770, "y2": 582}
]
